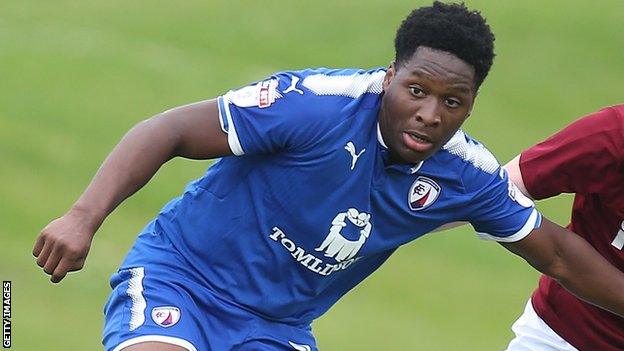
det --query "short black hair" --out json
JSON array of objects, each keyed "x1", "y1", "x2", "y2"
[{"x1": 394, "y1": 1, "x2": 495, "y2": 89}]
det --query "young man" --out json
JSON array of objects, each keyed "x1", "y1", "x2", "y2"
[
  {"x1": 505, "y1": 105, "x2": 624, "y2": 351},
  {"x1": 32, "y1": 3, "x2": 624, "y2": 350}
]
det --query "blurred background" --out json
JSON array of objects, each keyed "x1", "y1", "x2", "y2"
[{"x1": 1, "y1": 0, "x2": 622, "y2": 349}]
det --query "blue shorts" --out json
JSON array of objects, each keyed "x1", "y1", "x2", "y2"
[{"x1": 102, "y1": 223, "x2": 318, "y2": 351}]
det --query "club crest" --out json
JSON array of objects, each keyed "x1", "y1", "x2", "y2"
[
  {"x1": 408, "y1": 176, "x2": 440, "y2": 211},
  {"x1": 151, "y1": 306, "x2": 181, "y2": 328}
]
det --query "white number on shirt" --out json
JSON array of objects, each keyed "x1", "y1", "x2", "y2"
[{"x1": 610, "y1": 220, "x2": 624, "y2": 250}]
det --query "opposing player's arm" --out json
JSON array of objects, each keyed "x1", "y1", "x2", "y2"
[
  {"x1": 33, "y1": 99, "x2": 231, "y2": 283},
  {"x1": 501, "y1": 219, "x2": 624, "y2": 318},
  {"x1": 509, "y1": 106, "x2": 624, "y2": 201}
]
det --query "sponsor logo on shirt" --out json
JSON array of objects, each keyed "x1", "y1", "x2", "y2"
[
  {"x1": 269, "y1": 208, "x2": 372, "y2": 276},
  {"x1": 151, "y1": 306, "x2": 181, "y2": 328},
  {"x1": 408, "y1": 176, "x2": 440, "y2": 211},
  {"x1": 316, "y1": 208, "x2": 372, "y2": 262}
]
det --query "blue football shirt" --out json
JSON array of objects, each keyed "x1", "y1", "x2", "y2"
[{"x1": 145, "y1": 68, "x2": 540, "y2": 325}]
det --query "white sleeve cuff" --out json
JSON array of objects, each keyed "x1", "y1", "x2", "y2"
[
  {"x1": 476, "y1": 209, "x2": 541, "y2": 243},
  {"x1": 217, "y1": 94, "x2": 245, "y2": 156}
]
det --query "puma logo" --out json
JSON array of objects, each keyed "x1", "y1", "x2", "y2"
[
  {"x1": 288, "y1": 341, "x2": 312, "y2": 351},
  {"x1": 283, "y1": 76, "x2": 304, "y2": 95},
  {"x1": 344, "y1": 141, "x2": 365, "y2": 170}
]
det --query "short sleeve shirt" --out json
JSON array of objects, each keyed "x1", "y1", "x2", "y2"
[
  {"x1": 520, "y1": 105, "x2": 624, "y2": 350},
  {"x1": 145, "y1": 68, "x2": 541, "y2": 325}
]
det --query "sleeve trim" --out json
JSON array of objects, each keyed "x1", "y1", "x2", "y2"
[
  {"x1": 216, "y1": 96, "x2": 228, "y2": 133},
  {"x1": 217, "y1": 94, "x2": 245, "y2": 156},
  {"x1": 476, "y1": 209, "x2": 542, "y2": 242}
]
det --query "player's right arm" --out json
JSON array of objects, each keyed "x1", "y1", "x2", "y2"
[{"x1": 33, "y1": 99, "x2": 231, "y2": 283}]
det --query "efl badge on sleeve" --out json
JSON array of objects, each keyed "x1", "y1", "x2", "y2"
[
  {"x1": 258, "y1": 79, "x2": 281, "y2": 108},
  {"x1": 408, "y1": 176, "x2": 441, "y2": 211},
  {"x1": 228, "y1": 78, "x2": 282, "y2": 108},
  {"x1": 151, "y1": 306, "x2": 181, "y2": 328}
]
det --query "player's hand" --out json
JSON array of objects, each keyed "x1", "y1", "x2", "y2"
[{"x1": 33, "y1": 209, "x2": 96, "y2": 283}]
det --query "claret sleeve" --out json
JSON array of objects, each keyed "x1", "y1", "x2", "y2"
[{"x1": 519, "y1": 105, "x2": 624, "y2": 200}]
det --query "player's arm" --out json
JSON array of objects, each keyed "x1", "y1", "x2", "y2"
[
  {"x1": 501, "y1": 219, "x2": 624, "y2": 318},
  {"x1": 33, "y1": 99, "x2": 231, "y2": 283},
  {"x1": 508, "y1": 106, "x2": 624, "y2": 201}
]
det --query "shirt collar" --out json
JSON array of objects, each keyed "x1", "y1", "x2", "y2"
[
  {"x1": 409, "y1": 161, "x2": 424, "y2": 174},
  {"x1": 377, "y1": 122, "x2": 424, "y2": 173},
  {"x1": 376, "y1": 122, "x2": 388, "y2": 149}
]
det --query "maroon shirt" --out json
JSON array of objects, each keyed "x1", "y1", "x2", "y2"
[{"x1": 520, "y1": 105, "x2": 624, "y2": 350}]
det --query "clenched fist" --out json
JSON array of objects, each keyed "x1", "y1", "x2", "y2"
[{"x1": 33, "y1": 209, "x2": 97, "y2": 283}]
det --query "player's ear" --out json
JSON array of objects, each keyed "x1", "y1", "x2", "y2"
[{"x1": 383, "y1": 61, "x2": 395, "y2": 91}]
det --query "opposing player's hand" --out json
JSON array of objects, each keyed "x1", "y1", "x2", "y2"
[{"x1": 33, "y1": 210, "x2": 96, "y2": 283}]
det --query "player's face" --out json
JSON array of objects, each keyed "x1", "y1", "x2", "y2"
[{"x1": 379, "y1": 46, "x2": 477, "y2": 164}]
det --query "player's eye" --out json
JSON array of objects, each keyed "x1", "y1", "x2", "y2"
[
  {"x1": 409, "y1": 86, "x2": 425, "y2": 97},
  {"x1": 444, "y1": 97, "x2": 461, "y2": 108}
]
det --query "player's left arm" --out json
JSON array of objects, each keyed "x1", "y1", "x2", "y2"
[{"x1": 501, "y1": 219, "x2": 624, "y2": 318}]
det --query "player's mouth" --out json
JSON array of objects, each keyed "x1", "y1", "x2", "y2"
[{"x1": 402, "y1": 131, "x2": 435, "y2": 153}]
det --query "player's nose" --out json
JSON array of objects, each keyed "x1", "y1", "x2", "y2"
[{"x1": 415, "y1": 97, "x2": 441, "y2": 127}]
